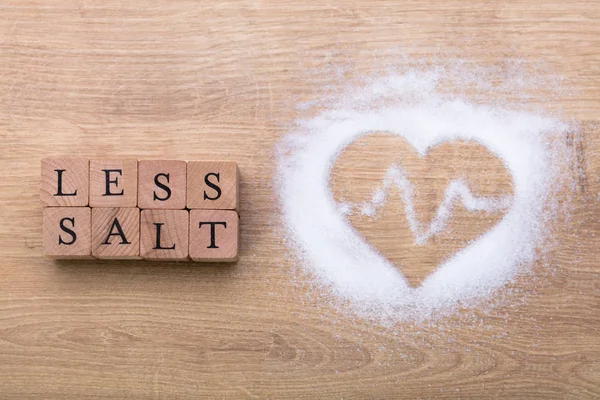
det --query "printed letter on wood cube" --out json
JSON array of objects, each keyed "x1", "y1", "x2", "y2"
[
  {"x1": 138, "y1": 160, "x2": 186, "y2": 209},
  {"x1": 41, "y1": 157, "x2": 89, "y2": 207},
  {"x1": 90, "y1": 159, "x2": 138, "y2": 207},
  {"x1": 43, "y1": 207, "x2": 92, "y2": 259},
  {"x1": 187, "y1": 161, "x2": 239, "y2": 210},
  {"x1": 189, "y1": 210, "x2": 239, "y2": 262},
  {"x1": 92, "y1": 208, "x2": 140, "y2": 259},
  {"x1": 140, "y1": 210, "x2": 189, "y2": 260}
]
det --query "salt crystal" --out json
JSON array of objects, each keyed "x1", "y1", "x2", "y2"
[{"x1": 275, "y1": 66, "x2": 572, "y2": 324}]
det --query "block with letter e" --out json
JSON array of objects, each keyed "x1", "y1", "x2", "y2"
[
  {"x1": 43, "y1": 207, "x2": 92, "y2": 259},
  {"x1": 90, "y1": 159, "x2": 138, "y2": 208},
  {"x1": 189, "y1": 210, "x2": 239, "y2": 262}
]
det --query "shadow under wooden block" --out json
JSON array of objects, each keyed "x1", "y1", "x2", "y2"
[
  {"x1": 43, "y1": 207, "x2": 92, "y2": 259},
  {"x1": 138, "y1": 160, "x2": 187, "y2": 209},
  {"x1": 89, "y1": 159, "x2": 138, "y2": 208},
  {"x1": 92, "y1": 207, "x2": 140, "y2": 259},
  {"x1": 140, "y1": 209, "x2": 189, "y2": 261},
  {"x1": 187, "y1": 161, "x2": 239, "y2": 210},
  {"x1": 189, "y1": 210, "x2": 239, "y2": 262},
  {"x1": 41, "y1": 157, "x2": 89, "y2": 207}
]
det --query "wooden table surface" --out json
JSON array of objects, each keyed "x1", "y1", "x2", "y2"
[{"x1": 1, "y1": 1, "x2": 599, "y2": 399}]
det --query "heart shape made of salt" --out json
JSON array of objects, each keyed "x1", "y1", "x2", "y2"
[
  {"x1": 278, "y1": 96, "x2": 566, "y2": 317},
  {"x1": 331, "y1": 134, "x2": 514, "y2": 288}
]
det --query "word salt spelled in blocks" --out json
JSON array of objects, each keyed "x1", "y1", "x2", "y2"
[{"x1": 41, "y1": 157, "x2": 239, "y2": 262}]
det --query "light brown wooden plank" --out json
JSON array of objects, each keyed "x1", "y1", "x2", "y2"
[{"x1": 0, "y1": 1, "x2": 599, "y2": 399}]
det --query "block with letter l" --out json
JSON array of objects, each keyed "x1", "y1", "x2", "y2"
[
  {"x1": 92, "y1": 207, "x2": 140, "y2": 259},
  {"x1": 41, "y1": 157, "x2": 89, "y2": 207},
  {"x1": 140, "y1": 209, "x2": 189, "y2": 260}
]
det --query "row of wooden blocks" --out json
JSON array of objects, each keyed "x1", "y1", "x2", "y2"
[
  {"x1": 41, "y1": 158, "x2": 238, "y2": 209},
  {"x1": 43, "y1": 208, "x2": 238, "y2": 261},
  {"x1": 41, "y1": 157, "x2": 240, "y2": 261}
]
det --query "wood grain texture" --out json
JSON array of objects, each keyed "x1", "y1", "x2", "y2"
[{"x1": 1, "y1": 1, "x2": 599, "y2": 399}]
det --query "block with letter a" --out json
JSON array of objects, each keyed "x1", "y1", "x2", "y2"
[{"x1": 92, "y1": 208, "x2": 140, "y2": 259}]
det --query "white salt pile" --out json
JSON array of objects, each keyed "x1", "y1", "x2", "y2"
[{"x1": 275, "y1": 67, "x2": 571, "y2": 323}]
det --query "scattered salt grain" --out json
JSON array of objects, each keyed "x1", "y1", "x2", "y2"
[{"x1": 275, "y1": 66, "x2": 571, "y2": 323}]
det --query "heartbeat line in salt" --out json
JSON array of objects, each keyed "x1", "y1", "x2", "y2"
[{"x1": 339, "y1": 165, "x2": 513, "y2": 245}]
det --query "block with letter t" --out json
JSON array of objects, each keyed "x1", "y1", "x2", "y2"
[{"x1": 189, "y1": 210, "x2": 239, "y2": 262}]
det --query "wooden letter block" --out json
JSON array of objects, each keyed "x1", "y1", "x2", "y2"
[
  {"x1": 138, "y1": 160, "x2": 186, "y2": 209},
  {"x1": 140, "y1": 210, "x2": 189, "y2": 260},
  {"x1": 43, "y1": 207, "x2": 92, "y2": 259},
  {"x1": 189, "y1": 210, "x2": 239, "y2": 262},
  {"x1": 187, "y1": 161, "x2": 239, "y2": 210},
  {"x1": 41, "y1": 157, "x2": 89, "y2": 207},
  {"x1": 92, "y1": 208, "x2": 140, "y2": 259},
  {"x1": 89, "y1": 159, "x2": 138, "y2": 207}
]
